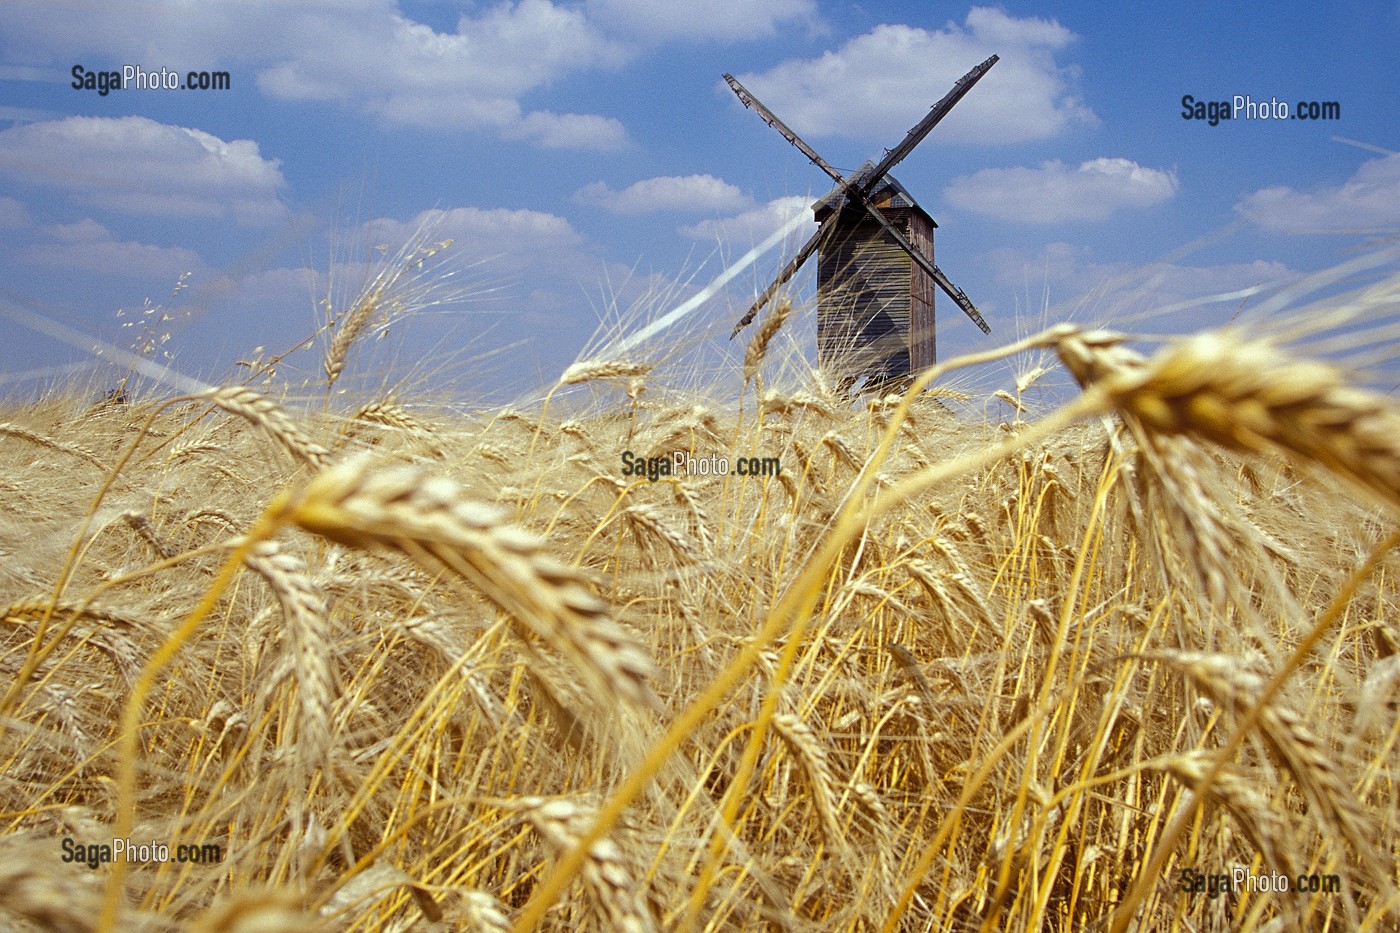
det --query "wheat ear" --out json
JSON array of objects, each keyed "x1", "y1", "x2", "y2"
[
  {"x1": 243, "y1": 541, "x2": 337, "y2": 774},
  {"x1": 559, "y1": 360, "x2": 652, "y2": 386},
  {"x1": 324, "y1": 286, "x2": 382, "y2": 389},
  {"x1": 274, "y1": 458, "x2": 659, "y2": 711},
  {"x1": 202, "y1": 387, "x2": 331, "y2": 472},
  {"x1": 1063, "y1": 329, "x2": 1400, "y2": 510},
  {"x1": 0, "y1": 422, "x2": 107, "y2": 471},
  {"x1": 743, "y1": 298, "x2": 792, "y2": 385},
  {"x1": 490, "y1": 796, "x2": 656, "y2": 933}
]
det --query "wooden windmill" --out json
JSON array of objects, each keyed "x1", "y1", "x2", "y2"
[{"x1": 725, "y1": 55, "x2": 998, "y2": 392}]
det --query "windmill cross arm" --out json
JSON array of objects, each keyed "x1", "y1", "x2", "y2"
[
  {"x1": 729, "y1": 220, "x2": 827, "y2": 339},
  {"x1": 852, "y1": 191, "x2": 992, "y2": 335},
  {"x1": 928, "y1": 265, "x2": 992, "y2": 334},
  {"x1": 723, "y1": 73, "x2": 847, "y2": 189},
  {"x1": 862, "y1": 54, "x2": 999, "y2": 193}
]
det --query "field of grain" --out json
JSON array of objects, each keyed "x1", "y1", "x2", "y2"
[{"x1": 1, "y1": 248, "x2": 1398, "y2": 932}]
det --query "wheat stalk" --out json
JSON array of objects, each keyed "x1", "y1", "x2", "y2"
[
  {"x1": 322, "y1": 232, "x2": 459, "y2": 390},
  {"x1": 490, "y1": 795, "x2": 656, "y2": 933},
  {"x1": 1140, "y1": 649, "x2": 1383, "y2": 879},
  {"x1": 324, "y1": 286, "x2": 381, "y2": 389},
  {"x1": 1060, "y1": 328, "x2": 1400, "y2": 511},
  {"x1": 353, "y1": 400, "x2": 429, "y2": 435},
  {"x1": 772, "y1": 711, "x2": 845, "y2": 851},
  {"x1": 0, "y1": 422, "x2": 109, "y2": 471},
  {"x1": 624, "y1": 504, "x2": 699, "y2": 565},
  {"x1": 121, "y1": 510, "x2": 173, "y2": 561},
  {"x1": 670, "y1": 480, "x2": 714, "y2": 553}
]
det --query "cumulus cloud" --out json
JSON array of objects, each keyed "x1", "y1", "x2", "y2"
[
  {"x1": 0, "y1": 0, "x2": 629, "y2": 145},
  {"x1": 574, "y1": 174, "x2": 751, "y2": 214},
  {"x1": 586, "y1": 0, "x2": 817, "y2": 41},
  {"x1": 0, "y1": 116, "x2": 285, "y2": 223},
  {"x1": 679, "y1": 195, "x2": 814, "y2": 243},
  {"x1": 945, "y1": 158, "x2": 1178, "y2": 223},
  {"x1": 352, "y1": 206, "x2": 593, "y2": 304},
  {"x1": 729, "y1": 7, "x2": 1095, "y2": 145},
  {"x1": 1235, "y1": 154, "x2": 1400, "y2": 233},
  {"x1": 508, "y1": 111, "x2": 628, "y2": 151},
  {"x1": 19, "y1": 218, "x2": 201, "y2": 278},
  {"x1": 256, "y1": 0, "x2": 629, "y2": 139}
]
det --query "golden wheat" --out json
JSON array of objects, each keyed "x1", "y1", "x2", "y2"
[
  {"x1": 273, "y1": 457, "x2": 660, "y2": 711},
  {"x1": 202, "y1": 386, "x2": 332, "y2": 472},
  {"x1": 5, "y1": 269, "x2": 1400, "y2": 933},
  {"x1": 743, "y1": 298, "x2": 792, "y2": 386},
  {"x1": 558, "y1": 360, "x2": 653, "y2": 386},
  {"x1": 243, "y1": 540, "x2": 338, "y2": 775}
]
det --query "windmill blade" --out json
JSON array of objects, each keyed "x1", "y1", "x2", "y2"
[
  {"x1": 724, "y1": 74, "x2": 847, "y2": 189},
  {"x1": 851, "y1": 192, "x2": 992, "y2": 334},
  {"x1": 729, "y1": 218, "x2": 827, "y2": 339},
  {"x1": 928, "y1": 266, "x2": 991, "y2": 334},
  {"x1": 863, "y1": 55, "x2": 999, "y2": 193},
  {"x1": 724, "y1": 63, "x2": 993, "y2": 340}
]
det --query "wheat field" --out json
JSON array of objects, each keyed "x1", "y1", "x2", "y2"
[{"x1": 0, "y1": 246, "x2": 1398, "y2": 932}]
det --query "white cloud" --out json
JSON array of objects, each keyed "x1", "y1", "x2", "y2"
[
  {"x1": 255, "y1": 0, "x2": 629, "y2": 138},
  {"x1": 574, "y1": 174, "x2": 751, "y2": 214},
  {"x1": 0, "y1": 0, "x2": 629, "y2": 145},
  {"x1": 945, "y1": 158, "x2": 1178, "y2": 223},
  {"x1": 508, "y1": 111, "x2": 628, "y2": 151},
  {"x1": 351, "y1": 205, "x2": 601, "y2": 320},
  {"x1": 729, "y1": 7, "x2": 1095, "y2": 144},
  {"x1": 679, "y1": 195, "x2": 814, "y2": 243},
  {"x1": 1235, "y1": 154, "x2": 1400, "y2": 233},
  {"x1": 360, "y1": 206, "x2": 589, "y2": 273},
  {"x1": 0, "y1": 116, "x2": 285, "y2": 223},
  {"x1": 20, "y1": 218, "x2": 201, "y2": 278},
  {"x1": 586, "y1": 0, "x2": 817, "y2": 41}
]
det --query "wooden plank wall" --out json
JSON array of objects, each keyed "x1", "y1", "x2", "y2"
[
  {"x1": 816, "y1": 207, "x2": 913, "y2": 385},
  {"x1": 908, "y1": 213, "x2": 936, "y2": 371}
]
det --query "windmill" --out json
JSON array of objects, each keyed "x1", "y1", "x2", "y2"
[{"x1": 725, "y1": 55, "x2": 998, "y2": 393}]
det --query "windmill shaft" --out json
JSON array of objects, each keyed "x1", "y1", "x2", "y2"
[
  {"x1": 928, "y1": 264, "x2": 991, "y2": 334},
  {"x1": 730, "y1": 222, "x2": 825, "y2": 338},
  {"x1": 723, "y1": 74, "x2": 848, "y2": 188},
  {"x1": 863, "y1": 55, "x2": 999, "y2": 192},
  {"x1": 844, "y1": 191, "x2": 992, "y2": 335}
]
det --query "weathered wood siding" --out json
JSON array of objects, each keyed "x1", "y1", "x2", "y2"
[
  {"x1": 816, "y1": 206, "x2": 914, "y2": 385},
  {"x1": 908, "y1": 212, "x2": 936, "y2": 372}
]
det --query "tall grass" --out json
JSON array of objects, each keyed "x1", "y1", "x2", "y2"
[{"x1": 0, "y1": 245, "x2": 1397, "y2": 932}]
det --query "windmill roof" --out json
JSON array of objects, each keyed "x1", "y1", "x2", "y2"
[{"x1": 813, "y1": 162, "x2": 935, "y2": 225}]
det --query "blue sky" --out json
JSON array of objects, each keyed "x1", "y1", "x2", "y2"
[{"x1": 1, "y1": 1, "x2": 1397, "y2": 400}]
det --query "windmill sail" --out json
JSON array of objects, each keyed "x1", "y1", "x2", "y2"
[{"x1": 723, "y1": 56, "x2": 997, "y2": 385}]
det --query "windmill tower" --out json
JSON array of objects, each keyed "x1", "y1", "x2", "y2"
[{"x1": 725, "y1": 55, "x2": 997, "y2": 393}]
